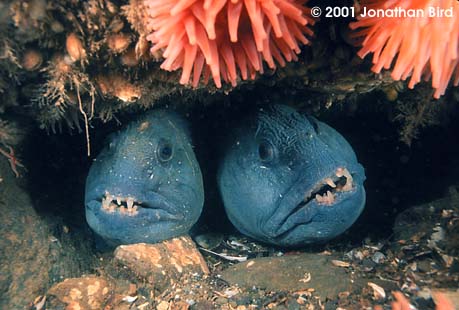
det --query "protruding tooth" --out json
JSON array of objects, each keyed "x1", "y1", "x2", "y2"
[
  {"x1": 102, "y1": 197, "x2": 110, "y2": 210},
  {"x1": 126, "y1": 197, "x2": 134, "y2": 210},
  {"x1": 327, "y1": 190, "x2": 335, "y2": 203},
  {"x1": 342, "y1": 168, "x2": 353, "y2": 191},
  {"x1": 325, "y1": 191, "x2": 331, "y2": 204},
  {"x1": 116, "y1": 197, "x2": 122, "y2": 205},
  {"x1": 336, "y1": 168, "x2": 344, "y2": 177},
  {"x1": 127, "y1": 205, "x2": 139, "y2": 216},
  {"x1": 316, "y1": 191, "x2": 336, "y2": 205},
  {"x1": 108, "y1": 203, "x2": 117, "y2": 213},
  {"x1": 336, "y1": 167, "x2": 354, "y2": 191},
  {"x1": 105, "y1": 191, "x2": 113, "y2": 201},
  {"x1": 315, "y1": 193, "x2": 323, "y2": 203},
  {"x1": 324, "y1": 178, "x2": 336, "y2": 188}
]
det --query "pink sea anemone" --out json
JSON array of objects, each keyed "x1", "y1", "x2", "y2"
[
  {"x1": 143, "y1": 0, "x2": 315, "y2": 88},
  {"x1": 349, "y1": 0, "x2": 459, "y2": 98}
]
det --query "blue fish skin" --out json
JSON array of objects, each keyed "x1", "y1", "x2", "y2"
[
  {"x1": 85, "y1": 109, "x2": 204, "y2": 246},
  {"x1": 218, "y1": 105, "x2": 366, "y2": 247}
]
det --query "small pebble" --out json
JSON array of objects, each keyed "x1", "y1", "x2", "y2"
[
  {"x1": 194, "y1": 233, "x2": 224, "y2": 249},
  {"x1": 215, "y1": 297, "x2": 228, "y2": 305},
  {"x1": 156, "y1": 301, "x2": 169, "y2": 310},
  {"x1": 372, "y1": 252, "x2": 386, "y2": 264}
]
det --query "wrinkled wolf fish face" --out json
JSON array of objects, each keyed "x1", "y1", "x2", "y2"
[
  {"x1": 218, "y1": 105, "x2": 366, "y2": 247},
  {"x1": 85, "y1": 110, "x2": 204, "y2": 246}
]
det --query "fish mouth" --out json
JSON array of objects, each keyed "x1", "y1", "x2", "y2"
[
  {"x1": 299, "y1": 167, "x2": 355, "y2": 209},
  {"x1": 266, "y1": 166, "x2": 360, "y2": 239},
  {"x1": 100, "y1": 191, "x2": 142, "y2": 216},
  {"x1": 88, "y1": 190, "x2": 183, "y2": 221}
]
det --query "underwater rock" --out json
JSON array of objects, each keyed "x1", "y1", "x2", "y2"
[
  {"x1": 0, "y1": 157, "x2": 86, "y2": 310},
  {"x1": 218, "y1": 104, "x2": 366, "y2": 246},
  {"x1": 393, "y1": 187, "x2": 459, "y2": 262},
  {"x1": 220, "y1": 253, "x2": 361, "y2": 301},
  {"x1": 46, "y1": 276, "x2": 112, "y2": 310},
  {"x1": 431, "y1": 289, "x2": 459, "y2": 309},
  {"x1": 113, "y1": 236, "x2": 209, "y2": 290},
  {"x1": 193, "y1": 232, "x2": 224, "y2": 250},
  {"x1": 85, "y1": 109, "x2": 204, "y2": 246}
]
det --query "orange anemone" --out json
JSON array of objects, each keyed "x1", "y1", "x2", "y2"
[
  {"x1": 143, "y1": 0, "x2": 315, "y2": 88},
  {"x1": 349, "y1": 0, "x2": 459, "y2": 98}
]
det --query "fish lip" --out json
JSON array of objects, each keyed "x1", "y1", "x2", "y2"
[
  {"x1": 265, "y1": 166, "x2": 361, "y2": 238},
  {"x1": 85, "y1": 190, "x2": 183, "y2": 221}
]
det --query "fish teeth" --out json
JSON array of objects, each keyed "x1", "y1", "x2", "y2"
[
  {"x1": 126, "y1": 197, "x2": 134, "y2": 210},
  {"x1": 127, "y1": 205, "x2": 138, "y2": 216},
  {"x1": 326, "y1": 190, "x2": 335, "y2": 202},
  {"x1": 324, "y1": 178, "x2": 336, "y2": 188},
  {"x1": 315, "y1": 191, "x2": 335, "y2": 205},
  {"x1": 108, "y1": 203, "x2": 117, "y2": 213},
  {"x1": 315, "y1": 193, "x2": 323, "y2": 203},
  {"x1": 102, "y1": 192, "x2": 114, "y2": 210},
  {"x1": 336, "y1": 167, "x2": 353, "y2": 191},
  {"x1": 101, "y1": 193, "x2": 139, "y2": 215},
  {"x1": 306, "y1": 168, "x2": 355, "y2": 206},
  {"x1": 102, "y1": 197, "x2": 110, "y2": 210}
]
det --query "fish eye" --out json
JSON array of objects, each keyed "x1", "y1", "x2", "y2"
[
  {"x1": 258, "y1": 140, "x2": 276, "y2": 163},
  {"x1": 157, "y1": 139, "x2": 174, "y2": 162}
]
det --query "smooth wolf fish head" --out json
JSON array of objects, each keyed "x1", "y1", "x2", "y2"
[{"x1": 85, "y1": 109, "x2": 204, "y2": 246}]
